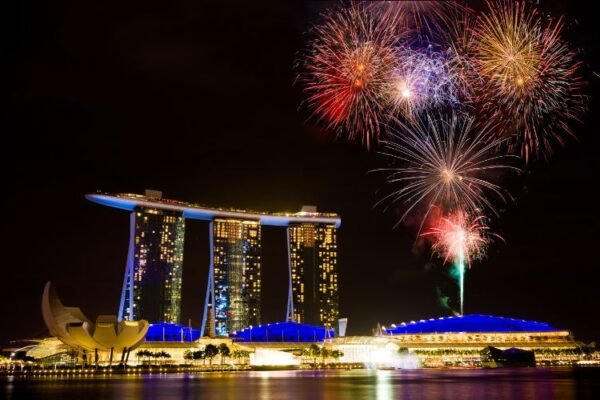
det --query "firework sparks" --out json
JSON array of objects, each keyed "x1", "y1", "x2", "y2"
[
  {"x1": 301, "y1": 3, "x2": 402, "y2": 148},
  {"x1": 468, "y1": 0, "x2": 585, "y2": 162},
  {"x1": 422, "y1": 210, "x2": 492, "y2": 266},
  {"x1": 475, "y1": 1, "x2": 542, "y2": 96},
  {"x1": 376, "y1": 1, "x2": 466, "y2": 40},
  {"x1": 389, "y1": 46, "x2": 461, "y2": 120},
  {"x1": 376, "y1": 113, "x2": 518, "y2": 228},
  {"x1": 422, "y1": 209, "x2": 499, "y2": 315}
]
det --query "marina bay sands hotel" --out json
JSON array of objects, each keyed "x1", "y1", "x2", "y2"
[{"x1": 87, "y1": 190, "x2": 341, "y2": 337}]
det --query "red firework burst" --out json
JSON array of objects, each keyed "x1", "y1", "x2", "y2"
[
  {"x1": 301, "y1": 3, "x2": 402, "y2": 148},
  {"x1": 421, "y1": 209, "x2": 496, "y2": 267}
]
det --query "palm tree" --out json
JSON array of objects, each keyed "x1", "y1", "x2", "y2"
[
  {"x1": 137, "y1": 350, "x2": 152, "y2": 365},
  {"x1": 183, "y1": 350, "x2": 193, "y2": 365},
  {"x1": 204, "y1": 344, "x2": 219, "y2": 367},
  {"x1": 192, "y1": 350, "x2": 205, "y2": 365},
  {"x1": 218, "y1": 343, "x2": 231, "y2": 366},
  {"x1": 300, "y1": 348, "x2": 310, "y2": 364},
  {"x1": 241, "y1": 350, "x2": 251, "y2": 365},
  {"x1": 157, "y1": 351, "x2": 171, "y2": 365},
  {"x1": 321, "y1": 348, "x2": 330, "y2": 365},
  {"x1": 309, "y1": 344, "x2": 321, "y2": 366},
  {"x1": 331, "y1": 350, "x2": 343, "y2": 364},
  {"x1": 231, "y1": 350, "x2": 250, "y2": 365}
]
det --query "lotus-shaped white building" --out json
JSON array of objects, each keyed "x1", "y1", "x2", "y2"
[{"x1": 41, "y1": 281, "x2": 149, "y2": 365}]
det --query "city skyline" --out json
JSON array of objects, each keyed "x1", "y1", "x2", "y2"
[
  {"x1": 3, "y1": 0, "x2": 599, "y2": 348},
  {"x1": 3, "y1": 1, "x2": 600, "y2": 398}
]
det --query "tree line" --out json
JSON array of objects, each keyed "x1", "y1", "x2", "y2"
[
  {"x1": 301, "y1": 344, "x2": 343, "y2": 365},
  {"x1": 136, "y1": 350, "x2": 172, "y2": 364},
  {"x1": 183, "y1": 344, "x2": 251, "y2": 366}
]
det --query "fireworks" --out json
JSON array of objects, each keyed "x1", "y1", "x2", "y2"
[
  {"x1": 389, "y1": 46, "x2": 461, "y2": 120},
  {"x1": 421, "y1": 209, "x2": 498, "y2": 315},
  {"x1": 301, "y1": 3, "x2": 401, "y2": 148},
  {"x1": 300, "y1": 0, "x2": 585, "y2": 159},
  {"x1": 376, "y1": 1, "x2": 466, "y2": 40},
  {"x1": 468, "y1": 0, "x2": 585, "y2": 162},
  {"x1": 377, "y1": 113, "x2": 518, "y2": 227},
  {"x1": 300, "y1": 0, "x2": 584, "y2": 158},
  {"x1": 474, "y1": 2, "x2": 541, "y2": 96},
  {"x1": 422, "y1": 210, "x2": 493, "y2": 266},
  {"x1": 298, "y1": 0, "x2": 588, "y2": 314}
]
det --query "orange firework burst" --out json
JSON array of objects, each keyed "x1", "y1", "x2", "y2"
[
  {"x1": 301, "y1": 3, "x2": 401, "y2": 148},
  {"x1": 477, "y1": 3, "x2": 540, "y2": 95},
  {"x1": 468, "y1": 0, "x2": 585, "y2": 162}
]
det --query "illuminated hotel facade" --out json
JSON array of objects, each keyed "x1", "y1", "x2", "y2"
[
  {"x1": 288, "y1": 219, "x2": 338, "y2": 329},
  {"x1": 119, "y1": 204, "x2": 185, "y2": 324},
  {"x1": 87, "y1": 191, "x2": 341, "y2": 337},
  {"x1": 213, "y1": 219, "x2": 262, "y2": 336}
]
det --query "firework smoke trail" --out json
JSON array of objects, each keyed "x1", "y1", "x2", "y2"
[
  {"x1": 301, "y1": 3, "x2": 403, "y2": 148},
  {"x1": 422, "y1": 210, "x2": 497, "y2": 315},
  {"x1": 389, "y1": 46, "x2": 461, "y2": 120},
  {"x1": 467, "y1": 0, "x2": 585, "y2": 162},
  {"x1": 376, "y1": 113, "x2": 518, "y2": 230},
  {"x1": 458, "y1": 252, "x2": 465, "y2": 315}
]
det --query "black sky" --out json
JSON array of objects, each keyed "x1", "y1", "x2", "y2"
[{"x1": 2, "y1": 0, "x2": 599, "y2": 347}]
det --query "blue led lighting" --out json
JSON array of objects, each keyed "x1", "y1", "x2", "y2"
[
  {"x1": 145, "y1": 323, "x2": 201, "y2": 342},
  {"x1": 86, "y1": 195, "x2": 137, "y2": 211},
  {"x1": 229, "y1": 321, "x2": 335, "y2": 343},
  {"x1": 385, "y1": 314, "x2": 560, "y2": 335}
]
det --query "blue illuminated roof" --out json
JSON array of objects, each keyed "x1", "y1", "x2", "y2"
[
  {"x1": 385, "y1": 315, "x2": 561, "y2": 335},
  {"x1": 230, "y1": 321, "x2": 335, "y2": 343},
  {"x1": 145, "y1": 323, "x2": 200, "y2": 342}
]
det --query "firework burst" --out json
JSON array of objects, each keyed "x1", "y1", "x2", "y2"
[
  {"x1": 376, "y1": 112, "x2": 518, "y2": 228},
  {"x1": 301, "y1": 3, "x2": 402, "y2": 148},
  {"x1": 421, "y1": 209, "x2": 499, "y2": 315},
  {"x1": 422, "y1": 209, "x2": 494, "y2": 266},
  {"x1": 389, "y1": 46, "x2": 461, "y2": 120},
  {"x1": 468, "y1": 0, "x2": 585, "y2": 162}
]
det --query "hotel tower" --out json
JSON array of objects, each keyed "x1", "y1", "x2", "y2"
[
  {"x1": 212, "y1": 219, "x2": 262, "y2": 336},
  {"x1": 288, "y1": 214, "x2": 339, "y2": 329},
  {"x1": 118, "y1": 194, "x2": 185, "y2": 324}
]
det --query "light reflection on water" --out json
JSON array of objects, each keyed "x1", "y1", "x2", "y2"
[{"x1": 2, "y1": 368, "x2": 600, "y2": 400}]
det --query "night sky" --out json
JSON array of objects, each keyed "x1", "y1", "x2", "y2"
[{"x1": 3, "y1": 1, "x2": 599, "y2": 348}]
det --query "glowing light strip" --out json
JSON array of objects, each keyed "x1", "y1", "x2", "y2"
[{"x1": 87, "y1": 194, "x2": 341, "y2": 228}]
